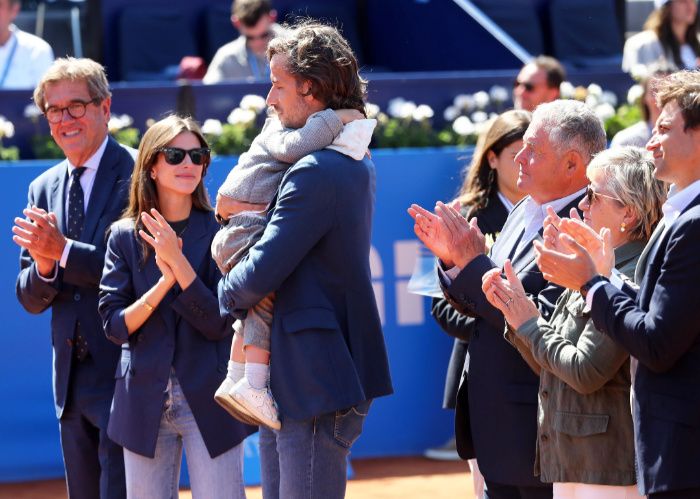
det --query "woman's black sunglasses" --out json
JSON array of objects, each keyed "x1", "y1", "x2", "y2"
[{"x1": 157, "y1": 147, "x2": 211, "y2": 165}]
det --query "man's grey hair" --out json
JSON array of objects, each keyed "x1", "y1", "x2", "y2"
[
  {"x1": 531, "y1": 100, "x2": 607, "y2": 164},
  {"x1": 587, "y1": 146, "x2": 666, "y2": 241}
]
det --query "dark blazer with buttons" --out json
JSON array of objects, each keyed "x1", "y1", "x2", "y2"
[
  {"x1": 440, "y1": 196, "x2": 580, "y2": 487},
  {"x1": 98, "y1": 209, "x2": 255, "y2": 458},
  {"x1": 16, "y1": 138, "x2": 133, "y2": 419},
  {"x1": 218, "y1": 150, "x2": 393, "y2": 420},
  {"x1": 431, "y1": 192, "x2": 509, "y2": 409},
  {"x1": 591, "y1": 193, "x2": 700, "y2": 495}
]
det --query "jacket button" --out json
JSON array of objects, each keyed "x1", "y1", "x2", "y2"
[
  {"x1": 541, "y1": 390, "x2": 549, "y2": 399},
  {"x1": 73, "y1": 293, "x2": 81, "y2": 301},
  {"x1": 541, "y1": 434, "x2": 549, "y2": 442}
]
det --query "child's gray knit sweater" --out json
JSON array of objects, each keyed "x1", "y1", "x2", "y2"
[{"x1": 217, "y1": 109, "x2": 343, "y2": 204}]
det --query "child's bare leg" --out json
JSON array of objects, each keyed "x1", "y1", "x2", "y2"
[
  {"x1": 244, "y1": 344, "x2": 270, "y2": 364},
  {"x1": 227, "y1": 326, "x2": 246, "y2": 383},
  {"x1": 231, "y1": 327, "x2": 246, "y2": 362},
  {"x1": 242, "y1": 294, "x2": 273, "y2": 390}
]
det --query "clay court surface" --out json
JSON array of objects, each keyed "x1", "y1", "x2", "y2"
[{"x1": 0, "y1": 457, "x2": 475, "y2": 499}]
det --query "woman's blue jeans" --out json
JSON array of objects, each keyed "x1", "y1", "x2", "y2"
[{"x1": 122, "y1": 375, "x2": 246, "y2": 499}]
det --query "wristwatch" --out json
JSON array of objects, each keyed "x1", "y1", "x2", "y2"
[{"x1": 580, "y1": 275, "x2": 608, "y2": 298}]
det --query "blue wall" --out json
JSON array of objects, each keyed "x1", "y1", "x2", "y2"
[{"x1": 0, "y1": 146, "x2": 470, "y2": 482}]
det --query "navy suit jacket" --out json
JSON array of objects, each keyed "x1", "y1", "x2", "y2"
[
  {"x1": 441, "y1": 196, "x2": 580, "y2": 487},
  {"x1": 99, "y1": 209, "x2": 255, "y2": 458},
  {"x1": 16, "y1": 138, "x2": 133, "y2": 418},
  {"x1": 431, "y1": 192, "x2": 509, "y2": 409},
  {"x1": 218, "y1": 150, "x2": 393, "y2": 420},
  {"x1": 591, "y1": 193, "x2": 700, "y2": 495}
]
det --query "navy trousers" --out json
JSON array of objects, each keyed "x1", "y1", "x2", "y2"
[{"x1": 59, "y1": 356, "x2": 125, "y2": 499}]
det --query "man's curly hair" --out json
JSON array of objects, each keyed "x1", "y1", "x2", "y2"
[{"x1": 267, "y1": 20, "x2": 367, "y2": 115}]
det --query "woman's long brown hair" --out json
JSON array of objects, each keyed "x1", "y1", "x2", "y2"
[{"x1": 122, "y1": 114, "x2": 212, "y2": 262}]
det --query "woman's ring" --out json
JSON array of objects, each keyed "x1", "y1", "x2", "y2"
[{"x1": 505, "y1": 297, "x2": 513, "y2": 308}]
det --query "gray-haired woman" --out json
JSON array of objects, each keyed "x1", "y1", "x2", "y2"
[{"x1": 481, "y1": 147, "x2": 666, "y2": 499}]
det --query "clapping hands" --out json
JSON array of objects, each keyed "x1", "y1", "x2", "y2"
[
  {"x1": 408, "y1": 200, "x2": 486, "y2": 269},
  {"x1": 534, "y1": 206, "x2": 613, "y2": 291},
  {"x1": 482, "y1": 259, "x2": 539, "y2": 329},
  {"x1": 139, "y1": 208, "x2": 184, "y2": 283}
]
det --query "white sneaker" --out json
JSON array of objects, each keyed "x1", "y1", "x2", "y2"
[
  {"x1": 231, "y1": 378, "x2": 281, "y2": 430},
  {"x1": 214, "y1": 377, "x2": 260, "y2": 426}
]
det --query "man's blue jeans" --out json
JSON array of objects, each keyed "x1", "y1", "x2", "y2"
[{"x1": 259, "y1": 400, "x2": 372, "y2": 499}]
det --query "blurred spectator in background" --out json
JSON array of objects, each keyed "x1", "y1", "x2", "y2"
[
  {"x1": 622, "y1": 0, "x2": 700, "y2": 74},
  {"x1": 0, "y1": 0, "x2": 54, "y2": 89},
  {"x1": 611, "y1": 71, "x2": 669, "y2": 148},
  {"x1": 512, "y1": 56, "x2": 566, "y2": 112},
  {"x1": 203, "y1": 0, "x2": 281, "y2": 83},
  {"x1": 428, "y1": 109, "x2": 530, "y2": 497}
]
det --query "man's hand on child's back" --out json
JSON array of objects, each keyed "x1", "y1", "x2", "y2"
[{"x1": 335, "y1": 109, "x2": 364, "y2": 124}]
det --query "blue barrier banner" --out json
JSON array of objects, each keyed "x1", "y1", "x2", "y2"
[{"x1": 0, "y1": 147, "x2": 470, "y2": 482}]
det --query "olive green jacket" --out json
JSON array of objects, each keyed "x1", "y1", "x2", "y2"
[{"x1": 507, "y1": 240, "x2": 644, "y2": 485}]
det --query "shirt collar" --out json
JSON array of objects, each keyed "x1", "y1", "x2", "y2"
[
  {"x1": 66, "y1": 135, "x2": 109, "y2": 173},
  {"x1": 523, "y1": 186, "x2": 587, "y2": 222},
  {"x1": 1, "y1": 25, "x2": 17, "y2": 49},
  {"x1": 662, "y1": 178, "x2": 700, "y2": 224},
  {"x1": 496, "y1": 191, "x2": 515, "y2": 213}
]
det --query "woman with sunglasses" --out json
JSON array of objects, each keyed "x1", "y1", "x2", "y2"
[
  {"x1": 99, "y1": 115, "x2": 254, "y2": 498},
  {"x1": 481, "y1": 147, "x2": 666, "y2": 499}
]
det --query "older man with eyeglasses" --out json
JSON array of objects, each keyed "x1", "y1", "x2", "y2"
[
  {"x1": 513, "y1": 56, "x2": 566, "y2": 112},
  {"x1": 13, "y1": 57, "x2": 135, "y2": 499},
  {"x1": 204, "y1": 0, "x2": 283, "y2": 83}
]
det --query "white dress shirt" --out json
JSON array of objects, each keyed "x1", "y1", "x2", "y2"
[
  {"x1": 514, "y1": 187, "x2": 586, "y2": 256},
  {"x1": 445, "y1": 186, "x2": 586, "y2": 279},
  {"x1": 37, "y1": 136, "x2": 109, "y2": 280}
]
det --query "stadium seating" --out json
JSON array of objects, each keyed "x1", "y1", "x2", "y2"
[
  {"x1": 118, "y1": 6, "x2": 198, "y2": 81},
  {"x1": 548, "y1": 0, "x2": 623, "y2": 68},
  {"x1": 472, "y1": 0, "x2": 544, "y2": 57},
  {"x1": 202, "y1": 3, "x2": 239, "y2": 64}
]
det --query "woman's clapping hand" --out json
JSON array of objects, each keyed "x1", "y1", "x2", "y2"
[{"x1": 481, "y1": 259, "x2": 539, "y2": 330}]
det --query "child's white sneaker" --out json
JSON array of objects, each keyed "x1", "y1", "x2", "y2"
[
  {"x1": 214, "y1": 377, "x2": 260, "y2": 426},
  {"x1": 231, "y1": 378, "x2": 281, "y2": 430}
]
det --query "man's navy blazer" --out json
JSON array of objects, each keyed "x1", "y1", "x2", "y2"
[
  {"x1": 218, "y1": 149, "x2": 393, "y2": 420},
  {"x1": 441, "y1": 196, "x2": 579, "y2": 487},
  {"x1": 591, "y1": 193, "x2": 700, "y2": 495},
  {"x1": 99, "y1": 209, "x2": 255, "y2": 458},
  {"x1": 16, "y1": 138, "x2": 133, "y2": 418},
  {"x1": 431, "y1": 192, "x2": 509, "y2": 409}
]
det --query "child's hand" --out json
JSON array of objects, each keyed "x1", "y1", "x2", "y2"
[{"x1": 335, "y1": 109, "x2": 364, "y2": 124}]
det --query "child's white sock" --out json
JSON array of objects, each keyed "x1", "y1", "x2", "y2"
[
  {"x1": 245, "y1": 362, "x2": 269, "y2": 390},
  {"x1": 227, "y1": 360, "x2": 245, "y2": 383}
]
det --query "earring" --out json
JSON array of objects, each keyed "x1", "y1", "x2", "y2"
[{"x1": 620, "y1": 222, "x2": 626, "y2": 233}]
